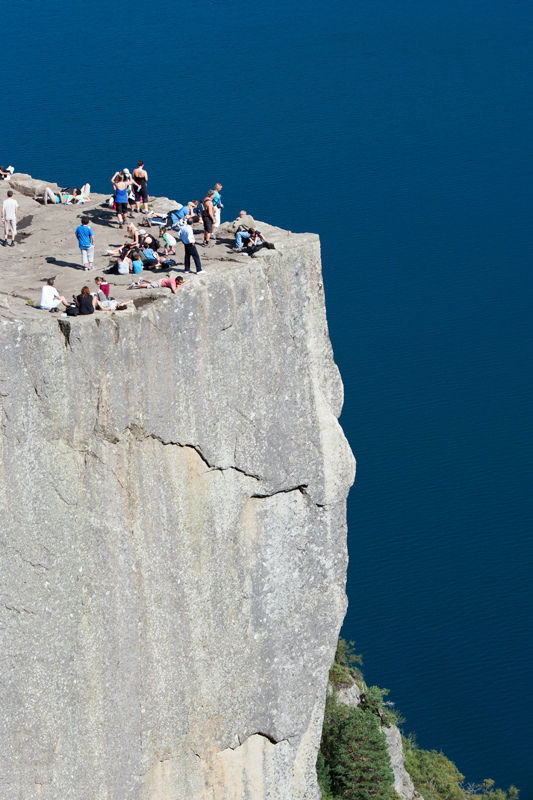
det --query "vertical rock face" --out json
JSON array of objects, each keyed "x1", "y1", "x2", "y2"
[{"x1": 0, "y1": 233, "x2": 355, "y2": 799}]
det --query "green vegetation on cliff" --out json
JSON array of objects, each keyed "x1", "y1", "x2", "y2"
[
  {"x1": 318, "y1": 639, "x2": 519, "y2": 800},
  {"x1": 320, "y1": 640, "x2": 397, "y2": 800},
  {"x1": 319, "y1": 693, "x2": 396, "y2": 800},
  {"x1": 402, "y1": 737, "x2": 519, "y2": 800}
]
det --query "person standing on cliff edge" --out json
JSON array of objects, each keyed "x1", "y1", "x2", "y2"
[
  {"x1": 200, "y1": 189, "x2": 216, "y2": 246},
  {"x1": 179, "y1": 221, "x2": 203, "y2": 273},
  {"x1": 212, "y1": 182, "x2": 223, "y2": 239},
  {"x1": 132, "y1": 161, "x2": 149, "y2": 214},
  {"x1": 2, "y1": 190, "x2": 18, "y2": 247}
]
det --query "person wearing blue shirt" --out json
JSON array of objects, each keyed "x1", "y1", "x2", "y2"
[
  {"x1": 213, "y1": 182, "x2": 223, "y2": 238},
  {"x1": 75, "y1": 216, "x2": 95, "y2": 270},
  {"x1": 176, "y1": 201, "x2": 198, "y2": 222}
]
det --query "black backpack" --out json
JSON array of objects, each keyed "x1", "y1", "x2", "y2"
[{"x1": 66, "y1": 303, "x2": 79, "y2": 316}]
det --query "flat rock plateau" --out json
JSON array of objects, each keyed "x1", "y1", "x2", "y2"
[{"x1": 0, "y1": 176, "x2": 355, "y2": 799}]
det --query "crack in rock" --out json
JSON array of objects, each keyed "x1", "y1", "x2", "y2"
[{"x1": 125, "y1": 426, "x2": 263, "y2": 482}]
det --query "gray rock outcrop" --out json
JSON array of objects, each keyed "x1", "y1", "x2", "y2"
[
  {"x1": 8, "y1": 172, "x2": 62, "y2": 198},
  {"x1": 0, "y1": 226, "x2": 355, "y2": 798},
  {"x1": 384, "y1": 725, "x2": 421, "y2": 800}
]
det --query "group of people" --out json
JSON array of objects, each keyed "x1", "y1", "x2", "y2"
[
  {"x1": 110, "y1": 162, "x2": 149, "y2": 227},
  {"x1": 39, "y1": 276, "x2": 133, "y2": 315},
  {"x1": 4, "y1": 160, "x2": 272, "y2": 314},
  {"x1": 75, "y1": 211, "x2": 204, "y2": 276}
]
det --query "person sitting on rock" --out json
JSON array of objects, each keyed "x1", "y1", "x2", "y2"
[
  {"x1": 76, "y1": 285, "x2": 96, "y2": 315},
  {"x1": 233, "y1": 227, "x2": 265, "y2": 253},
  {"x1": 39, "y1": 277, "x2": 69, "y2": 311},
  {"x1": 139, "y1": 246, "x2": 163, "y2": 269},
  {"x1": 138, "y1": 230, "x2": 159, "y2": 251},
  {"x1": 93, "y1": 277, "x2": 132, "y2": 311},
  {"x1": 94, "y1": 276, "x2": 110, "y2": 298}
]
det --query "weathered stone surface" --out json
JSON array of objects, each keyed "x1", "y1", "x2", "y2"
[
  {"x1": 384, "y1": 726, "x2": 421, "y2": 800},
  {"x1": 147, "y1": 196, "x2": 183, "y2": 215},
  {"x1": 0, "y1": 221, "x2": 355, "y2": 798},
  {"x1": 9, "y1": 172, "x2": 62, "y2": 197}
]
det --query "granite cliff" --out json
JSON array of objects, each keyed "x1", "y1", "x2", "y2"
[{"x1": 0, "y1": 183, "x2": 355, "y2": 799}]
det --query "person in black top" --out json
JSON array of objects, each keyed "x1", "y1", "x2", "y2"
[
  {"x1": 76, "y1": 285, "x2": 96, "y2": 315},
  {"x1": 132, "y1": 161, "x2": 149, "y2": 214}
]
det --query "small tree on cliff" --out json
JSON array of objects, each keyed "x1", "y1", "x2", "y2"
[{"x1": 320, "y1": 694, "x2": 395, "y2": 800}]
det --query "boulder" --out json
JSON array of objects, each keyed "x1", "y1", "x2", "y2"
[{"x1": 9, "y1": 173, "x2": 62, "y2": 198}]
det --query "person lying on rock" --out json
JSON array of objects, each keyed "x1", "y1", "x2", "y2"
[
  {"x1": 39, "y1": 277, "x2": 69, "y2": 311},
  {"x1": 43, "y1": 187, "x2": 89, "y2": 205},
  {"x1": 128, "y1": 275, "x2": 185, "y2": 294}
]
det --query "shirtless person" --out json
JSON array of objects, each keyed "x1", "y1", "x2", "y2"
[{"x1": 200, "y1": 190, "x2": 216, "y2": 246}]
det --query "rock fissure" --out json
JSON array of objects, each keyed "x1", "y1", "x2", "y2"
[
  {"x1": 123, "y1": 426, "x2": 264, "y2": 482},
  {"x1": 233, "y1": 731, "x2": 290, "y2": 749}
]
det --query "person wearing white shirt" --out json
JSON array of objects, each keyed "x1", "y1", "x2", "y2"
[
  {"x1": 40, "y1": 278, "x2": 68, "y2": 311},
  {"x1": 2, "y1": 190, "x2": 19, "y2": 247},
  {"x1": 179, "y1": 222, "x2": 202, "y2": 273}
]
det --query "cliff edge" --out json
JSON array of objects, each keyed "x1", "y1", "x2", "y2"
[{"x1": 0, "y1": 181, "x2": 355, "y2": 798}]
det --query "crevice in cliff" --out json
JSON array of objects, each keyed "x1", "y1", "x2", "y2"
[
  {"x1": 57, "y1": 319, "x2": 71, "y2": 348},
  {"x1": 250, "y1": 484, "x2": 325, "y2": 508},
  {"x1": 3, "y1": 602, "x2": 36, "y2": 615},
  {"x1": 250, "y1": 485, "x2": 308, "y2": 500},
  {"x1": 231, "y1": 731, "x2": 290, "y2": 749},
  {"x1": 1, "y1": 541, "x2": 51, "y2": 571},
  {"x1": 124, "y1": 425, "x2": 264, "y2": 482}
]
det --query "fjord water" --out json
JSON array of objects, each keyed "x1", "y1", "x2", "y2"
[{"x1": 4, "y1": 0, "x2": 532, "y2": 795}]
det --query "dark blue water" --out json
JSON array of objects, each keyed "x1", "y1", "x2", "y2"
[{"x1": 4, "y1": 0, "x2": 532, "y2": 795}]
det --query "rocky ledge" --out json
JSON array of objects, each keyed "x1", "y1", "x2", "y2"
[{"x1": 0, "y1": 174, "x2": 298, "y2": 322}]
